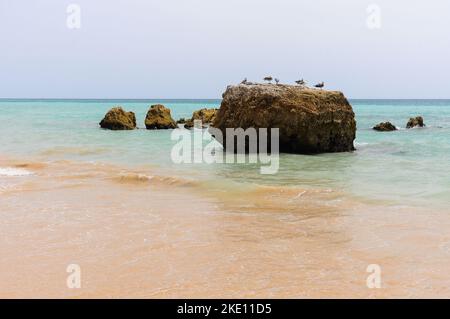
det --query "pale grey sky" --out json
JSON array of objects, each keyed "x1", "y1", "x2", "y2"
[{"x1": 0, "y1": 0, "x2": 449, "y2": 99}]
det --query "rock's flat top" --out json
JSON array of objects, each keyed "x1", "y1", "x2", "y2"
[
  {"x1": 229, "y1": 83, "x2": 342, "y2": 94},
  {"x1": 223, "y1": 83, "x2": 347, "y2": 104},
  {"x1": 218, "y1": 84, "x2": 353, "y2": 117}
]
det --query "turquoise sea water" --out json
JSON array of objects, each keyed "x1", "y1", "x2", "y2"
[{"x1": 0, "y1": 99, "x2": 449, "y2": 209}]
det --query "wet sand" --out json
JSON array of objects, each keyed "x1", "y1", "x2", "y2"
[{"x1": 1, "y1": 156, "x2": 450, "y2": 298}]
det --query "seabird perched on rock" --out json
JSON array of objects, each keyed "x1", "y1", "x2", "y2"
[
  {"x1": 275, "y1": 78, "x2": 280, "y2": 85},
  {"x1": 241, "y1": 78, "x2": 247, "y2": 84},
  {"x1": 314, "y1": 82, "x2": 325, "y2": 89},
  {"x1": 264, "y1": 76, "x2": 273, "y2": 84},
  {"x1": 295, "y1": 79, "x2": 305, "y2": 86}
]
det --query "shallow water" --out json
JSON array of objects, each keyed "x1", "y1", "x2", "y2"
[
  {"x1": 1, "y1": 99, "x2": 450, "y2": 298},
  {"x1": 0, "y1": 99, "x2": 449, "y2": 208}
]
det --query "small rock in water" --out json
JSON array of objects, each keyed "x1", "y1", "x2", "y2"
[
  {"x1": 145, "y1": 104, "x2": 177, "y2": 129},
  {"x1": 184, "y1": 108, "x2": 218, "y2": 129},
  {"x1": 406, "y1": 116, "x2": 425, "y2": 129},
  {"x1": 99, "y1": 107, "x2": 136, "y2": 130},
  {"x1": 373, "y1": 122, "x2": 397, "y2": 132}
]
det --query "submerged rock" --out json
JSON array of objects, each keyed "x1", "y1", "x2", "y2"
[
  {"x1": 184, "y1": 108, "x2": 218, "y2": 129},
  {"x1": 373, "y1": 122, "x2": 397, "y2": 132},
  {"x1": 99, "y1": 107, "x2": 136, "y2": 130},
  {"x1": 212, "y1": 83, "x2": 356, "y2": 154},
  {"x1": 145, "y1": 104, "x2": 177, "y2": 129},
  {"x1": 406, "y1": 116, "x2": 425, "y2": 129}
]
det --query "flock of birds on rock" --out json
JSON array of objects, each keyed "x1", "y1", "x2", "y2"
[{"x1": 241, "y1": 77, "x2": 324, "y2": 89}]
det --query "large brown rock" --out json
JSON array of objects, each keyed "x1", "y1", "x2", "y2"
[
  {"x1": 145, "y1": 104, "x2": 177, "y2": 129},
  {"x1": 212, "y1": 84, "x2": 356, "y2": 154},
  {"x1": 373, "y1": 122, "x2": 397, "y2": 132},
  {"x1": 184, "y1": 108, "x2": 218, "y2": 129},
  {"x1": 406, "y1": 116, "x2": 425, "y2": 129},
  {"x1": 99, "y1": 107, "x2": 136, "y2": 130}
]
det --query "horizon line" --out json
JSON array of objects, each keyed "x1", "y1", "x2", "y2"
[{"x1": 2, "y1": 97, "x2": 450, "y2": 101}]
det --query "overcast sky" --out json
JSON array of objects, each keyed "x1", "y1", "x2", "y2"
[{"x1": 0, "y1": 0, "x2": 449, "y2": 99}]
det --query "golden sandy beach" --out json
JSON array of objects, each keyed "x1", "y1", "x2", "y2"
[{"x1": 1, "y1": 155, "x2": 449, "y2": 298}]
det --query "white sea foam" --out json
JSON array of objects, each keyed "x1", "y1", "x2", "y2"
[
  {"x1": 0, "y1": 167, "x2": 33, "y2": 176},
  {"x1": 355, "y1": 142, "x2": 369, "y2": 147}
]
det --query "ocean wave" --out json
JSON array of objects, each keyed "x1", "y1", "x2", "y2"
[
  {"x1": 14, "y1": 162, "x2": 46, "y2": 170},
  {"x1": 251, "y1": 184, "x2": 336, "y2": 199},
  {"x1": 0, "y1": 167, "x2": 33, "y2": 176},
  {"x1": 112, "y1": 173, "x2": 198, "y2": 187},
  {"x1": 114, "y1": 173, "x2": 154, "y2": 184},
  {"x1": 40, "y1": 146, "x2": 109, "y2": 156}
]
